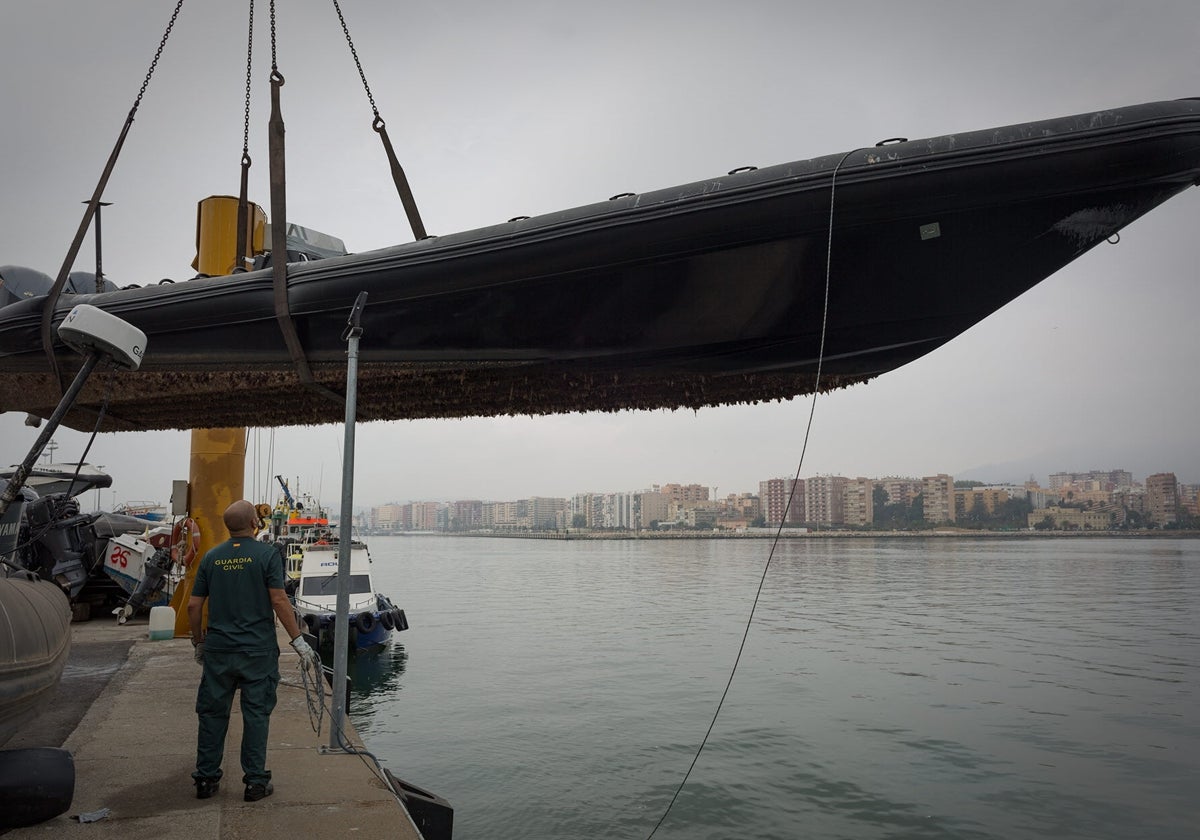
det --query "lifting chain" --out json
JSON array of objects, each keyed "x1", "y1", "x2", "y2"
[
  {"x1": 133, "y1": 0, "x2": 186, "y2": 115},
  {"x1": 235, "y1": 0, "x2": 256, "y2": 270},
  {"x1": 332, "y1": 0, "x2": 381, "y2": 122},
  {"x1": 270, "y1": 0, "x2": 280, "y2": 74},
  {"x1": 39, "y1": 0, "x2": 187, "y2": 399},
  {"x1": 330, "y1": 0, "x2": 429, "y2": 241}
]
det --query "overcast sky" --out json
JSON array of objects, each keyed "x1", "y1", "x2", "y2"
[{"x1": 2, "y1": 1, "x2": 1198, "y2": 508}]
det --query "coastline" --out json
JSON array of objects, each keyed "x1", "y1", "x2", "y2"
[{"x1": 382, "y1": 529, "x2": 1200, "y2": 541}]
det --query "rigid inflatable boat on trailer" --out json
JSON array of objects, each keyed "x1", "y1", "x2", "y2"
[{"x1": 1, "y1": 97, "x2": 1198, "y2": 433}]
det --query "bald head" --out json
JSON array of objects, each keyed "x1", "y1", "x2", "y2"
[{"x1": 223, "y1": 500, "x2": 259, "y2": 536}]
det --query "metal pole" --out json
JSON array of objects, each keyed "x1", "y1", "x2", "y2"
[
  {"x1": 85, "y1": 200, "x2": 113, "y2": 293},
  {"x1": 329, "y1": 291, "x2": 368, "y2": 750},
  {"x1": 0, "y1": 352, "x2": 102, "y2": 518}
]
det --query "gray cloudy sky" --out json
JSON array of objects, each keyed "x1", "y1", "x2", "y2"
[{"x1": 2, "y1": 0, "x2": 1198, "y2": 507}]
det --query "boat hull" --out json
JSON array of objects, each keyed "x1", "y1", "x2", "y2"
[
  {"x1": 297, "y1": 607, "x2": 401, "y2": 652},
  {"x1": 289, "y1": 539, "x2": 405, "y2": 652},
  {"x1": 3, "y1": 98, "x2": 1199, "y2": 431},
  {"x1": 0, "y1": 576, "x2": 72, "y2": 746}
]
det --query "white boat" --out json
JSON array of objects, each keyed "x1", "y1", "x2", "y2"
[
  {"x1": 105, "y1": 519, "x2": 198, "y2": 623},
  {"x1": 291, "y1": 539, "x2": 406, "y2": 651},
  {"x1": 266, "y1": 477, "x2": 405, "y2": 651},
  {"x1": 112, "y1": 501, "x2": 168, "y2": 522}
]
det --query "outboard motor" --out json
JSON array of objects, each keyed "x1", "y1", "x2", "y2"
[
  {"x1": 115, "y1": 546, "x2": 174, "y2": 624},
  {"x1": 22, "y1": 493, "x2": 99, "y2": 599},
  {"x1": 0, "y1": 486, "x2": 36, "y2": 561}
]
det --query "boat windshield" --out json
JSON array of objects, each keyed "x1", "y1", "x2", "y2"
[{"x1": 300, "y1": 573, "x2": 372, "y2": 597}]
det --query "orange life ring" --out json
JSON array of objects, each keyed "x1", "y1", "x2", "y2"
[
  {"x1": 315, "y1": 539, "x2": 329, "y2": 545},
  {"x1": 171, "y1": 518, "x2": 200, "y2": 568}
]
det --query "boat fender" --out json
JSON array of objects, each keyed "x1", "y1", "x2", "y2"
[
  {"x1": 0, "y1": 748, "x2": 75, "y2": 830},
  {"x1": 171, "y1": 518, "x2": 200, "y2": 568},
  {"x1": 379, "y1": 609, "x2": 395, "y2": 631},
  {"x1": 391, "y1": 608, "x2": 408, "y2": 631},
  {"x1": 355, "y1": 611, "x2": 376, "y2": 634},
  {"x1": 303, "y1": 614, "x2": 318, "y2": 634}
]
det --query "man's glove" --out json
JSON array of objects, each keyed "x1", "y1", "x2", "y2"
[
  {"x1": 193, "y1": 642, "x2": 205, "y2": 665},
  {"x1": 290, "y1": 635, "x2": 320, "y2": 670}
]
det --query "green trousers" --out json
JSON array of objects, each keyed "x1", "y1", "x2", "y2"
[{"x1": 193, "y1": 648, "x2": 279, "y2": 786}]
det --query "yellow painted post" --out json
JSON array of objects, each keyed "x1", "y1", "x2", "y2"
[
  {"x1": 170, "y1": 195, "x2": 261, "y2": 637},
  {"x1": 170, "y1": 429, "x2": 246, "y2": 636}
]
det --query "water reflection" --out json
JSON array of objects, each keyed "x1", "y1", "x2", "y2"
[
  {"x1": 344, "y1": 642, "x2": 408, "y2": 725},
  {"x1": 356, "y1": 536, "x2": 1200, "y2": 840}
]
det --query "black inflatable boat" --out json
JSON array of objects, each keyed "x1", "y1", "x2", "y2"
[{"x1": 1, "y1": 98, "x2": 1198, "y2": 431}]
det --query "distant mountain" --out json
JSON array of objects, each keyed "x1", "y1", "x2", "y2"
[{"x1": 957, "y1": 441, "x2": 1199, "y2": 486}]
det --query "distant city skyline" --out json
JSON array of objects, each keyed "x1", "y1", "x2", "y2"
[
  {"x1": 352, "y1": 467, "x2": 1191, "y2": 535},
  {"x1": 3, "y1": 3, "x2": 1199, "y2": 510},
  {"x1": 361, "y1": 464, "x2": 1177, "y2": 508}
]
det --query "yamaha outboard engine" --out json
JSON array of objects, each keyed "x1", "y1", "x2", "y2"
[
  {"x1": 0, "y1": 485, "x2": 37, "y2": 567},
  {"x1": 22, "y1": 493, "x2": 98, "y2": 599}
]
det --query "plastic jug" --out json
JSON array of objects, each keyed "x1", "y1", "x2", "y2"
[{"x1": 148, "y1": 606, "x2": 175, "y2": 641}]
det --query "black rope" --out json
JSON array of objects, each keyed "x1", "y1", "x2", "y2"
[
  {"x1": 64, "y1": 366, "x2": 117, "y2": 501},
  {"x1": 644, "y1": 148, "x2": 861, "y2": 839}
]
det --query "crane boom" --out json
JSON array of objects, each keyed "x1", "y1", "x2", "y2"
[{"x1": 274, "y1": 474, "x2": 295, "y2": 508}]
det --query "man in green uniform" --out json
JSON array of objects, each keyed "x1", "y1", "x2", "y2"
[{"x1": 188, "y1": 499, "x2": 319, "y2": 801}]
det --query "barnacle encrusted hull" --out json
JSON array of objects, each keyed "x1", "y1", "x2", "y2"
[{"x1": 3, "y1": 98, "x2": 1199, "y2": 431}]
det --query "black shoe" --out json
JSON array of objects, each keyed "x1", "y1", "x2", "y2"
[
  {"x1": 195, "y1": 778, "x2": 220, "y2": 799},
  {"x1": 244, "y1": 781, "x2": 274, "y2": 802}
]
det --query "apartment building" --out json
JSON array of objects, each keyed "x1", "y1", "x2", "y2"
[
  {"x1": 659, "y1": 483, "x2": 710, "y2": 503},
  {"x1": 759, "y1": 478, "x2": 803, "y2": 526},
  {"x1": 636, "y1": 490, "x2": 670, "y2": 529},
  {"x1": 1049, "y1": 469, "x2": 1134, "y2": 491},
  {"x1": 724, "y1": 493, "x2": 762, "y2": 521},
  {"x1": 922, "y1": 474, "x2": 956, "y2": 524},
  {"x1": 1029, "y1": 505, "x2": 1114, "y2": 530},
  {"x1": 371, "y1": 503, "x2": 405, "y2": 531},
  {"x1": 529, "y1": 497, "x2": 568, "y2": 530},
  {"x1": 1145, "y1": 473, "x2": 1179, "y2": 526},
  {"x1": 410, "y1": 501, "x2": 444, "y2": 530},
  {"x1": 843, "y1": 478, "x2": 875, "y2": 527},
  {"x1": 805, "y1": 475, "x2": 847, "y2": 526},
  {"x1": 878, "y1": 477, "x2": 922, "y2": 506},
  {"x1": 954, "y1": 486, "x2": 1011, "y2": 518},
  {"x1": 484, "y1": 500, "x2": 526, "y2": 529},
  {"x1": 448, "y1": 500, "x2": 483, "y2": 531}
]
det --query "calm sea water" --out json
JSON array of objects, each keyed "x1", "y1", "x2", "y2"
[{"x1": 347, "y1": 536, "x2": 1198, "y2": 840}]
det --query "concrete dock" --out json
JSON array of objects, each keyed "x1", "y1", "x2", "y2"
[{"x1": 3, "y1": 620, "x2": 424, "y2": 839}]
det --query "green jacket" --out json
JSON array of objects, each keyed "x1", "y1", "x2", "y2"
[{"x1": 193, "y1": 537, "x2": 285, "y2": 652}]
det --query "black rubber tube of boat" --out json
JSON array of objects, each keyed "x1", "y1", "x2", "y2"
[{"x1": 0, "y1": 748, "x2": 75, "y2": 829}]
